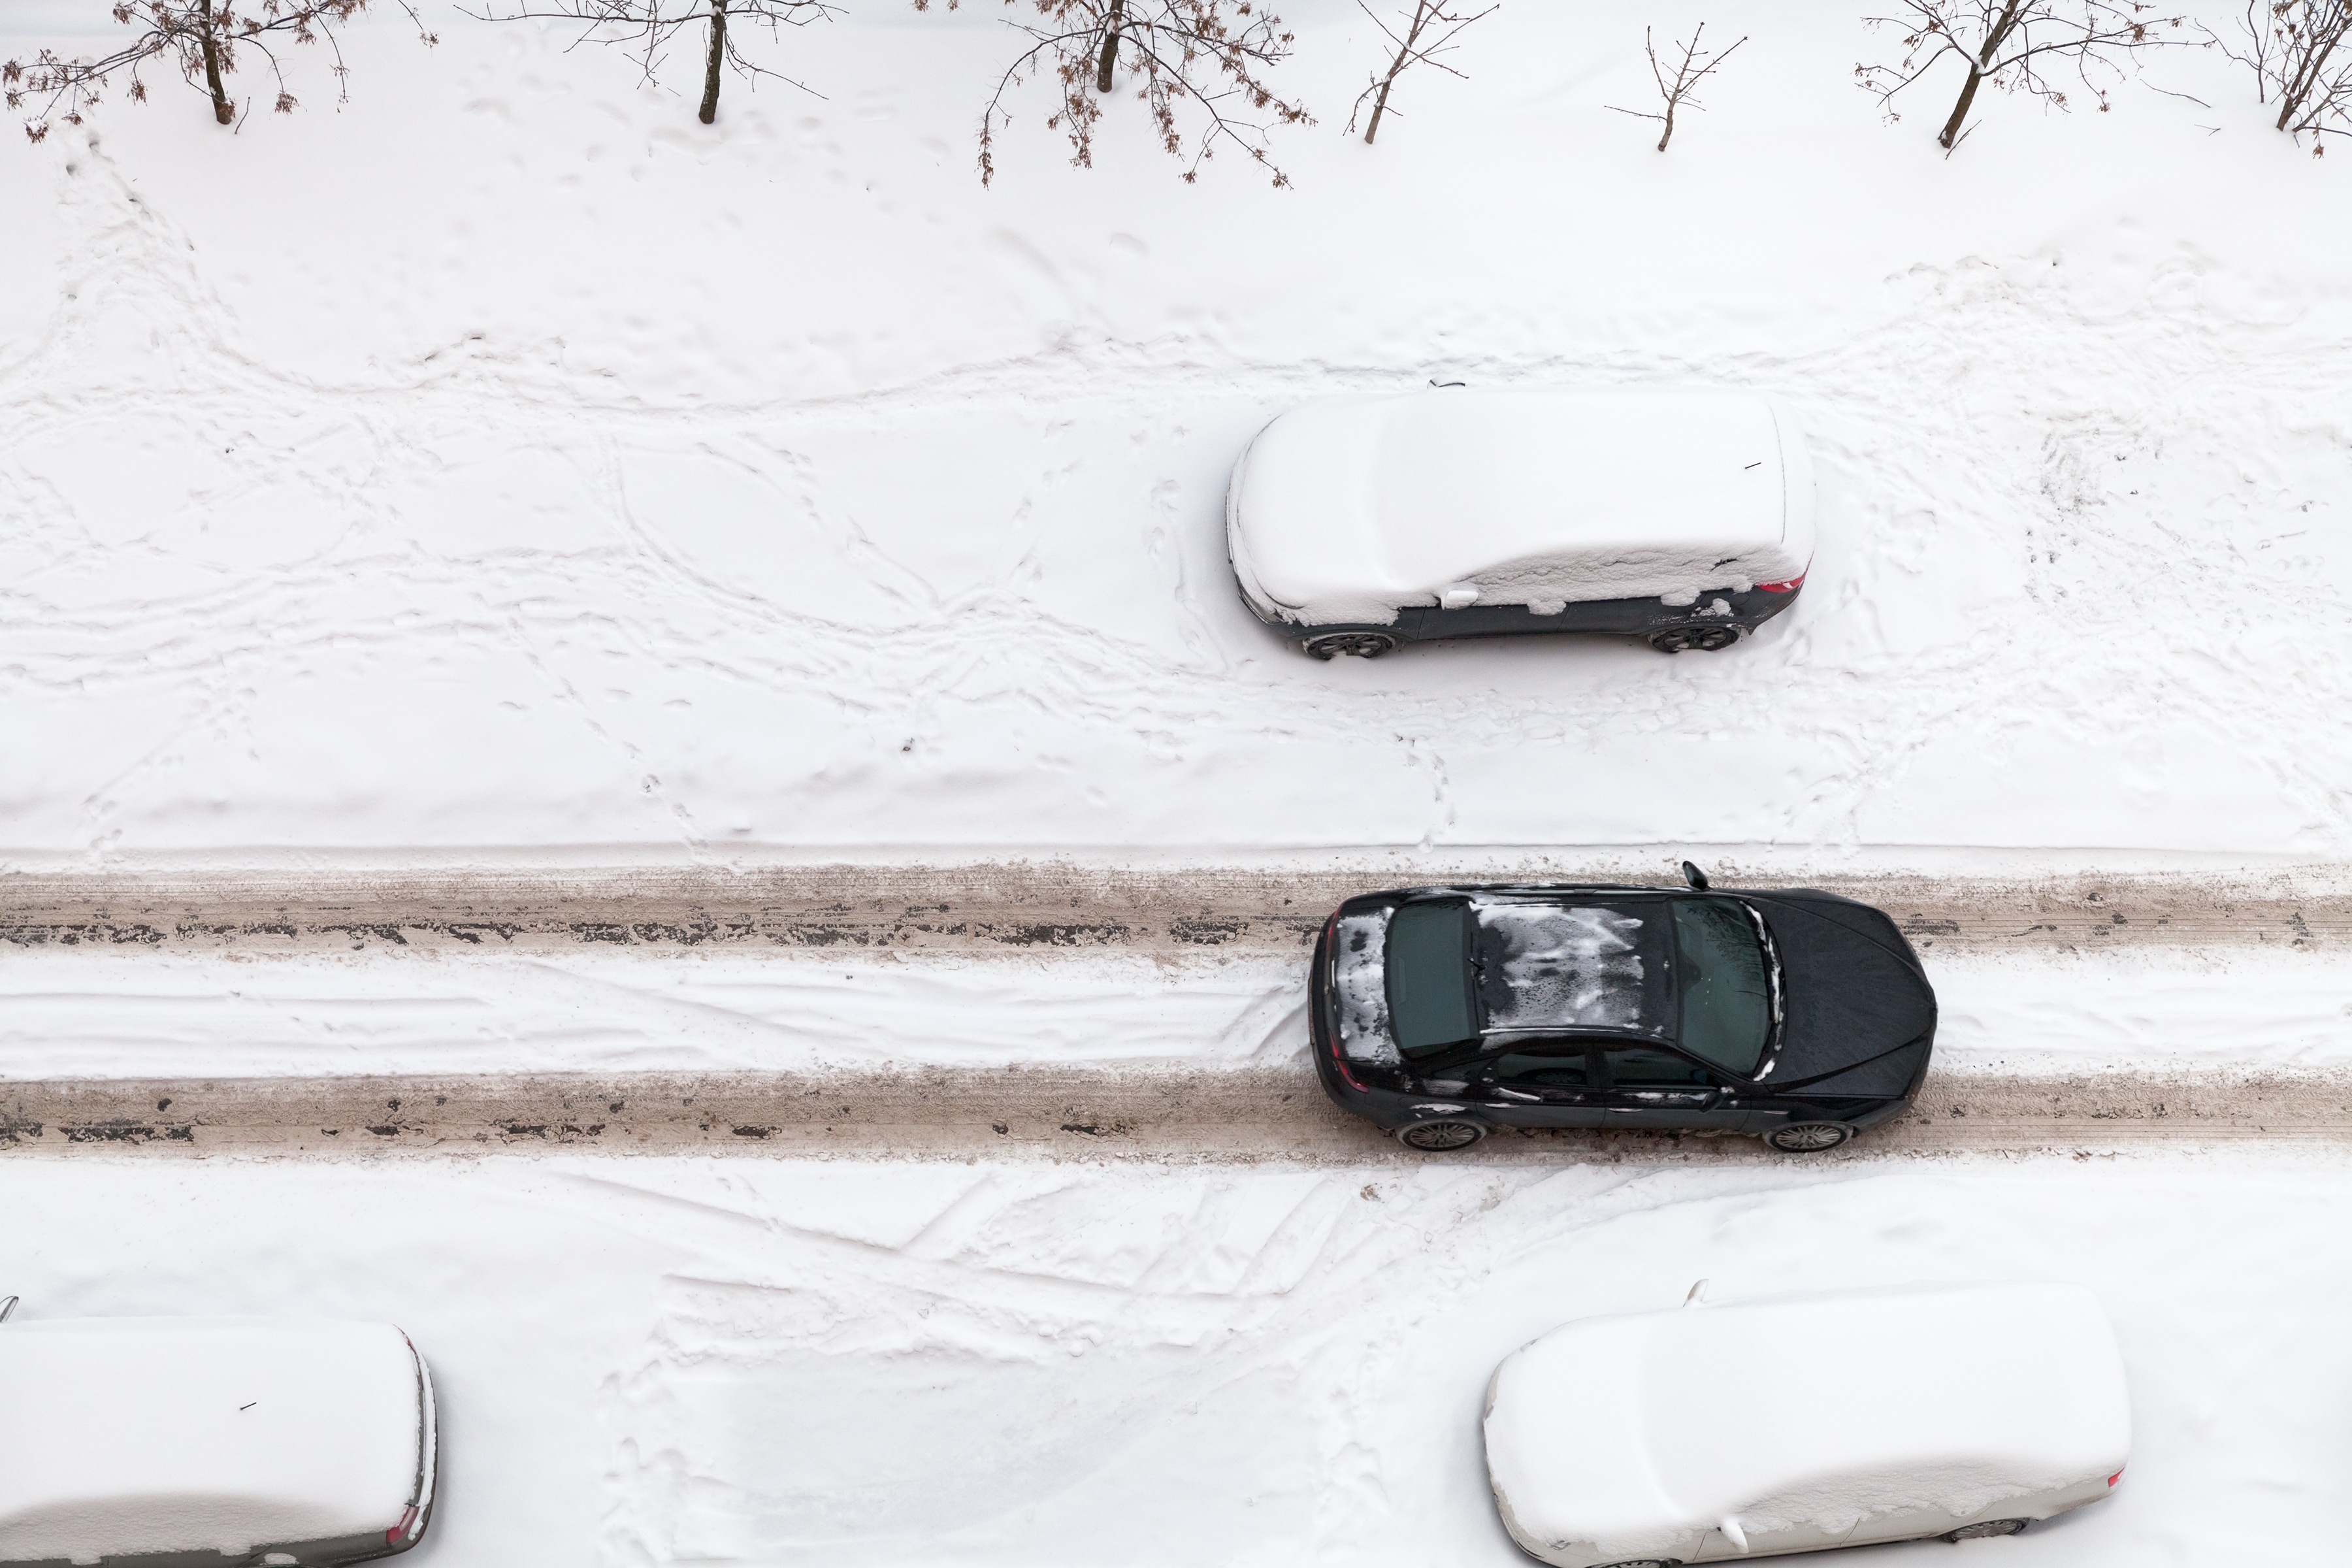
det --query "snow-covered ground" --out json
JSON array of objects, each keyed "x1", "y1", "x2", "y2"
[
  {"x1": 5, "y1": 3, "x2": 2351, "y2": 861},
  {"x1": 7, "y1": 942, "x2": 2350, "y2": 1079},
  {"x1": 7, "y1": 1151, "x2": 2347, "y2": 1566}
]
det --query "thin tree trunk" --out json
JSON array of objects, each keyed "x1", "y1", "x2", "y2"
[
  {"x1": 1096, "y1": 0, "x2": 1125, "y2": 93},
  {"x1": 1363, "y1": 71, "x2": 1396, "y2": 142},
  {"x1": 699, "y1": 0, "x2": 727, "y2": 124},
  {"x1": 196, "y1": 0, "x2": 234, "y2": 125},
  {"x1": 1936, "y1": 65, "x2": 1985, "y2": 146},
  {"x1": 1938, "y1": 0, "x2": 2026, "y2": 149}
]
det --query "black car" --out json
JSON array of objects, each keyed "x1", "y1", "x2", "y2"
[{"x1": 1309, "y1": 868, "x2": 1935, "y2": 1152}]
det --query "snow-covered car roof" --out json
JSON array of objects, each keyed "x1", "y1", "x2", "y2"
[
  {"x1": 0, "y1": 1317, "x2": 433, "y2": 1565},
  {"x1": 1226, "y1": 388, "x2": 1814, "y2": 627},
  {"x1": 1483, "y1": 1282, "x2": 2129, "y2": 1568}
]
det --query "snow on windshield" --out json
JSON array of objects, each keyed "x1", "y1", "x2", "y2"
[
  {"x1": 1331, "y1": 910, "x2": 1401, "y2": 1064},
  {"x1": 1474, "y1": 904, "x2": 1652, "y2": 1032}
]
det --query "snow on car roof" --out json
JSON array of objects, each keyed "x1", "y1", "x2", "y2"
[
  {"x1": 1484, "y1": 1282, "x2": 2130, "y2": 1566},
  {"x1": 0, "y1": 1318, "x2": 425, "y2": 1563},
  {"x1": 1473, "y1": 901, "x2": 1662, "y2": 1035},
  {"x1": 1228, "y1": 388, "x2": 1813, "y2": 626}
]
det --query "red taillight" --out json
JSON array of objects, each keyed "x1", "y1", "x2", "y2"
[
  {"x1": 2107, "y1": 1468, "x2": 2125, "y2": 1487},
  {"x1": 386, "y1": 1505, "x2": 419, "y2": 1544},
  {"x1": 1330, "y1": 1047, "x2": 1367, "y2": 1090},
  {"x1": 1754, "y1": 572, "x2": 1806, "y2": 594}
]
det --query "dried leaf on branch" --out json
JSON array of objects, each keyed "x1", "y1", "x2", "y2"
[
  {"x1": 1856, "y1": 0, "x2": 2191, "y2": 152},
  {"x1": 2221, "y1": 0, "x2": 2352, "y2": 149},
  {"x1": 919, "y1": 0, "x2": 1311, "y2": 187},
  {"x1": 5, "y1": 0, "x2": 436, "y2": 142}
]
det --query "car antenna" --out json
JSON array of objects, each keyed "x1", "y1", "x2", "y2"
[
  {"x1": 1681, "y1": 860, "x2": 1710, "y2": 891},
  {"x1": 1683, "y1": 1279, "x2": 1710, "y2": 1307},
  {"x1": 0, "y1": 1296, "x2": 16, "y2": 1324}
]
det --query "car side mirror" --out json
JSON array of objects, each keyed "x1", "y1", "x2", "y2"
[{"x1": 1682, "y1": 860, "x2": 1710, "y2": 891}]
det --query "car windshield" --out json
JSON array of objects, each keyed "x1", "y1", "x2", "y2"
[
  {"x1": 1384, "y1": 900, "x2": 1479, "y2": 1056},
  {"x1": 1671, "y1": 898, "x2": 1772, "y2": 1073},
  {"x1": 1472, "y1": 901, "x2": 1671, "y2": 1037}
]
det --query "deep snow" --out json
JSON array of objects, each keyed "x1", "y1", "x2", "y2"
[
  {"x1": 3, "y1": 1152, "x2": 2347, "y2": 1567},
  {"x1": 3, "y1": 4, "x2": 2351, "y2": 860}
]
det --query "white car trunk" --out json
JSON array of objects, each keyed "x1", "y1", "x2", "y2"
[
  {"x1": 0, "y1": 1318, "x2": 428, "y2": 1565},
  {"x1": 1483, "y1": 1282, "x2": 2130, "y2": 1568},
  {"x1": 1227, "y1": 389, "x2": 1814, "y2": 627}
]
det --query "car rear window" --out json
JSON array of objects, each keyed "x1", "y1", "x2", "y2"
[
  {"x1": 1385, "y1": 901, "x2": 1478, "y2": 1056},
  {"x1": 1671, "y1": 898, "x2": 1772, "y2": 1073}
]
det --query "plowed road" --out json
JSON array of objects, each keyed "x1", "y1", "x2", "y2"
[
  {"x1": 8, "y1": 1067, "x2": 2352, "y2": 1163},
  {"x1": 6, "y1": 866, "x2": 2349, "y2": 1162},
  {"x1": 3, "y1": 863, "x2": 2347, "y2": 955}
]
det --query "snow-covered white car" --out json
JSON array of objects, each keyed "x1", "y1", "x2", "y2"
[
  {"x1": 1226, "y1": 387, "x2": 1813, "y2": 658},
  {"x1": 0, "y1": 1311, "x2": 437, "y2": 1568},
  {"x1": 1482, "y1": 1282, "x2": 2129, "y2": 1567}
]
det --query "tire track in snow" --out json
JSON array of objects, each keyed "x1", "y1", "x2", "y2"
[
  {"x1": 7, "y1": 1065, "x2": 2352, "y2": 1163},
  {"x1": 3, "y1": 864, "x2": 2347, "y2": 956}
]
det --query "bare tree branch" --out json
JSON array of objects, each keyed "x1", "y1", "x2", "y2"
[
  {"x1": 1347, "y1": 0, "x2": 1496, "y2": 145},
  {"x1": 917, "y1": 0, "x2": 1311, "y2": 188},
  {"x1": 1604, "y1": 22, "x2": 1744, "y2": 150},
  {"x1": 468, "y1": 0, "x2": 834, "y2": 125},
  {"x1": 1856, "y1": 0, "x2": 2191, "y2": 152},
  {"x1": 2218, "y1": 0, "x2": 2352, "y2": 148},
  {"x1": 5, "y1": 0, "x2": 436, "y2": 142}
]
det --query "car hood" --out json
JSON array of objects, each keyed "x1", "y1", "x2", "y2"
[{"x1": 1748, "y1": 892, "x2": 1936, "y2": 1092}]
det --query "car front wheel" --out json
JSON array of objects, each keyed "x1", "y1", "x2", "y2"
[
  {"x1": 1398, "y1": 1119, "x2": 1486, "y2": 1151},
  {"x1": 1763, "y1": 1120, "x2": 1855, "y2": 1154},
  {"x1": 1941, "y1": 1519, "x2": 2030, "y2": 1541},
  {"x1": 1303, "y1": 632, "x2": 1398, "y2": 660}
]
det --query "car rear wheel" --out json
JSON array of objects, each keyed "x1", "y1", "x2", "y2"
[
  {"x1": 1648, "y1": 625, "x2": 1741, "y2": 654},
  {"x1": 1593, "y1": 1560, "x2": 1682, "y2": 1567},
  {"x1": 1941, "y1": 1519, "x2": 2030, "y2": 1542},
  {"x1": 1763, "y1": 1120, "x2": 1855, "y2": 1154},
  {"x1": 1398, "y1": 1119, "x2": 1486, "y2": 1151},
  {"x1": 1304, "y1": 632, "x2": 1399, "y2": 660}
]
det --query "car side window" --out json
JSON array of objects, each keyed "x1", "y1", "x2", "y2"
[
  {"x1": 1481, "y1": 1049, "x2": 1592, "y2": 1088},
  {"x1": 1603, "y1": 1046, "x2": 1714, "y2": 1087}
]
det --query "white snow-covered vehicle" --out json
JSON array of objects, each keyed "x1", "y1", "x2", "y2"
[
  {"x1": 1482, "y1": 1282, "x2": 2129, "y2": 1567},
  {"x1": 0, "y1": 1309, "x2": 437, "y2": 1568},
  {"x1": 1226, "y1": 387, "x2": 1813, "y2": 658}
]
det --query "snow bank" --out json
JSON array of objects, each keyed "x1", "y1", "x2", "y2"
[
  {"x1": 0, "y1": 1318, "x2": 425, "y2": 1563},
  {"x1": 1227, "y1": 390, "x2": 1812, "y2": 625},
  {"x1": 1484, "y1": 1282, "x2": 2129, "y2": 1567}
]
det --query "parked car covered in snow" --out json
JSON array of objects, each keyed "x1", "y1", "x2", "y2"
[
  {"x1": 1226, "y1": 387, "x2": 1812, "y2": 658},
  {"x1": 1310, "y1": 867, "x2": 1933, "y2": 1152},
  {"x1": 1482, "y1": 1281, "x2": 2131, "y2": 1567},
  {"x1": 0, "y1": 1311, "x2": 437, "y2": 1568}
]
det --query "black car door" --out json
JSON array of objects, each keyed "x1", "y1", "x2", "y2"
[
  {"x1": 1420, "y1": 1041, "x2": 1610, "y2": 1129},
  {"x1": 1597, "y1": 1043, "x2": 1754, "y2": 1132}
]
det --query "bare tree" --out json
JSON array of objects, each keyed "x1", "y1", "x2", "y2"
[
  {"x1": 1857, "y1": 0, "x2": 2190, "y2": 152},
  {"x1": 916, "y1": 0, "x2": 1311, "y2": 188},
  {"x1": 471, "y1": 0, "x2": 833, "y2": 124},
  {"x1": 1347, "y1": 0, "x2": 1496, "y2": 145},
  {"x1": 1605, "y1": 23, "x2": 1745, "y2": 150},
  {"x1": 5, "y1": 0, "x2": 434, "y2": 141},
  {"x1": 2222, "y1": 0, "x2": 2352, "y2": 147}
]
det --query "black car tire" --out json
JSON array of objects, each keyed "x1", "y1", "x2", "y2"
[
  {"x1": 1592, "y1": 1560, "x2": 1682, "y2": 1567},
  {"x1": 1397, "y1": 1119, "x2": 1486, "y2": 1151},
  {"x1": 1304, "y1": 632, "x2": 1399, "y2": 661},
  {"x1": 1941, "y1": 1519, "x2": 2031, "y2": 1542},
  {"x1": 1648, "y1": 625, "x2": 1741, "y2": 655},
  {"x1": 1763, "y1": 1120, "x2": 1855, "y2": 1154}
]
